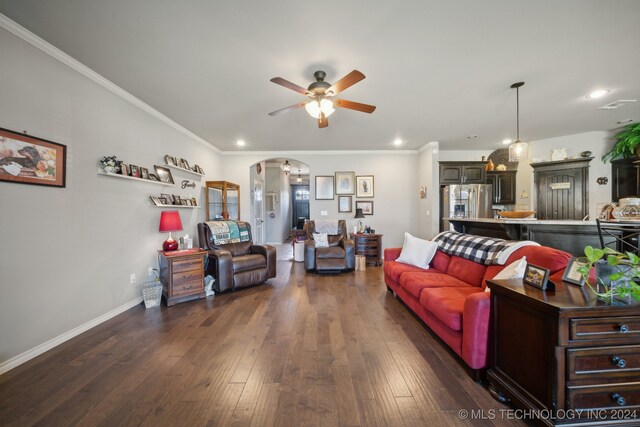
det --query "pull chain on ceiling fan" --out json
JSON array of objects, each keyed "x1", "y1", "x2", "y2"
[{"x1": 268, "y1": 70, "x2": 376, "y2": 128}]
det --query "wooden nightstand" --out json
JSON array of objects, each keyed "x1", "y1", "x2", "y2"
[
  {"x1": 158, "y1": 249, "x2": 207, "y2": 306},
  {"x1": 350, "y1": 233, "x2": 383, "y2": 266}
]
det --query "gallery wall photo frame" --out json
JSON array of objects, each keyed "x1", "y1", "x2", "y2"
[
  {"x1": 335, "y1": 171, "x2": 355, "y2": 195},
  {"x1": 338, "y1": 195, "x2": 352, "y2": 213},
  {"x1": 356, "y1": 200, "x2": 374, "y2": 215},
  {"x1": 356, "y1": 175, "x2": 374, "y2": 198},
  {"x1": 154, "y1": 165, "x2": 175, "y2": 185},
  {"x1": 0, "y1": 127, "x2": 67, "y2": 188},
  {"x1": 315, "y1": 175, "x2": 335, "y2": 200}
]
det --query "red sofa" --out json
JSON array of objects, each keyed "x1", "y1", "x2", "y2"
[{"x1": 384, "y1": 244, "x2": 571, "y2": 376}]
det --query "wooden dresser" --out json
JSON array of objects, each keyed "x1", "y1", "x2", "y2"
[
  {"x1": 487, "y1": 278, "x2": 640, "y2": 426},
  {"x1": 350, "y1": 233, "x2": 382, "y2": 266},
  {"x1": 159, "y1": 249, "x2": 206, "y2": 306}
]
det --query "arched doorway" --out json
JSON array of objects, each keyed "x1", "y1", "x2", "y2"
[{"x1": 249, "y1": 158, "x2": 310, "y2": 246}]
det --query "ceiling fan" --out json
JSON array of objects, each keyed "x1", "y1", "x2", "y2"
[{"x1": 268, "y1": 70, "x2": 376, "y2": 128}]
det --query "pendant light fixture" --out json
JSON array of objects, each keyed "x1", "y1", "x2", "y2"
[
  {"x1": 281, "y1": 160, "x2": 291, "y2": 175},
  {"x1": 508, "y1": 82, "x2": 529, "y2": 162},
  {"x1": 296, "y1": 169, "x2": 302, "y2": 183}
]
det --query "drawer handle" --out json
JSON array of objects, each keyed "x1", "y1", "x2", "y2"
[
  {"x1": 612, "y1": 393, "x2": 627, "y2": 406},
  {"x1": 612, "y1": 356, "x2": 627, "y2": 368},
  {"x1": 620, "y1": 324, "x2": 630, "y2": 333},
  {"x1": 184, "y1": 274, "x2": 192, "y2": 279}
]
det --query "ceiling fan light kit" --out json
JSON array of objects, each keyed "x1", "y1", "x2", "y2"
[
  {"x1": 508, "y1": 81, "x2": 529, "y2": 162},
  {"x1": 269, "y1": 69, "x2": 376, "y2": 128}
]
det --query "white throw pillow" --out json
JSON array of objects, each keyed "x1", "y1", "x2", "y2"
[
  {"x1": 313, "y1": 233, "x2": 329, "y2": 248},
  {"x1": 486, "y1": 256, "x2": 527, "y2": 292},
  {"x1": 396, "y1": 232, "x2": 438, "y2": 269}
]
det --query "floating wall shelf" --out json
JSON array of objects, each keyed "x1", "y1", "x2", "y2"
[
  {"x1": 163, "y1": 164, "x2": 205, "y2": 177},
  {"x1": 97, "y1": 169, "x2": 175, "y2": 186}
]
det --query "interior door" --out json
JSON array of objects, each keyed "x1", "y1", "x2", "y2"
[
  {"x1": 291, "y1": 185, "x2": 310, "y2": 228},
  {"x1": 253, "y1": 179, "x2": 264, "y2": 244}
]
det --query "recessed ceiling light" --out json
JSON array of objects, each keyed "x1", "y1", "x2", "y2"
[
  {"x1": 502, "y1": 139, "x2": 512, "y2": 145},
  {"x1": 393, "y1": 138, "x2": 402, "y2": 146},
  {"x1": 237, "y1": 140, "x2": 246, "y2": 146},
  {"x1": 586, "y1": 89, "x2": 609, "y2": 99}
]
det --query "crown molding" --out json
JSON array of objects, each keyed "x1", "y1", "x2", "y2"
[
  {"x1": 221, "y1": 149, "x2": 418, "y2": 156},
  {"x1": 0, "y1": 13, "x2": 221, "y2": 154}
]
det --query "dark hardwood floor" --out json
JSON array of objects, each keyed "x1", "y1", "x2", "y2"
[{"x1": 0, "y1": 261, "x2": 522, "y2": 426}]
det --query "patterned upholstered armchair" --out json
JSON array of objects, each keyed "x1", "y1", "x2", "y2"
[
  {"x1": 198, "y1": 220, "x2": 276, "y2": 292},
  {"x1": 304, "y1": 219, "x2": 355, "y2": 273}
]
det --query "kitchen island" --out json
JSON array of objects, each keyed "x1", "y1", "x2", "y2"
[{"x1": 447, "y1": 218, "x2": 605, "y2": 256}]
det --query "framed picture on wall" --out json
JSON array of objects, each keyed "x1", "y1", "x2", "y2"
[
  {"x1": 164, "y1": 155, "x2": 176, "y2": 166},
  {"x1": 0, "y1": 127, "x2": 67, "y2": 188},
  {"x1": 154, "y1": 165, "x2": 175, "y2": 184},
  {"x1": 338, "y1": 196, "x2": 352, "y2": 213},
  {"x1": 356, "y1": 200, "x2": 374, "y2": 215},
  {"x1": 356, "y1": 175, "x2": 374, "y2": 198},
  {"x1": 335, "y1": 171, "x2": 355, "y2": 195},
  {"x1": 315, "y1": 175, "x2": 335, "y2": 200}
]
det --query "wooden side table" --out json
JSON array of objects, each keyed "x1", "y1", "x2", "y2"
[
  {"x1": 158, "y1": 249, "x2": 207, "y2": 306},
  {"x1": 350, "y1": 233, "x2": 383, "y2": 266}
]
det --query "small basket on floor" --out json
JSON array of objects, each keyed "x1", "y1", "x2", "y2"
[{"x1": 142, "y1": 280, "x2": 163, "y2": 308}]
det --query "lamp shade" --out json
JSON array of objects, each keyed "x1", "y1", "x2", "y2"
[
  {"x1": 354, "y1": 208, "x2": 365, "y2": 219},
  {"x1": 159, "y1": 210, "x2": 183, "y2": 232}
]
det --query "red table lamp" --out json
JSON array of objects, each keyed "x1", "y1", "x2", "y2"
[{"x1": 159, "y1": 210, "x2": 183, "y2": 251}]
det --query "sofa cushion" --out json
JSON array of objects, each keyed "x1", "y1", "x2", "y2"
[
  {"x1": 447, "y1": 256, "x2": 487, "y2": 287},
  {"x1": 420, "y1": 287, "x2": 483, "y2": 331},
  {"x1": 399, "y1": 272, "x2": 473, "y2": 299},
  {"x1": 396, "y1": 232, "x2": 439, "y2": 269},
  {"x1": 233, "y1": 254, "x2": 267, "y2": 273},
  {"x1": 316, "y1": 246, "x2": 345, "y2": 259},
  {"x1": 430, "y1": 251, "x2": 451, "y2": 273},
  {"x1": 384, "y1": 260, "x2": 429, "y2": 282}
]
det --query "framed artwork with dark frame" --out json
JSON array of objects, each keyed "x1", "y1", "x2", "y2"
[
  {"x1": 154, "y1": 165, "x2": 175, "y2": 185},
  {"x1": 181, "y1": 159, "x2": 191, "y2": 170},
  {"x1": 562, "y1": 257, "x2": 586, "y2": 286},
  {"x1": 356, "y1": 200, "x2": 374, "y2": 215},
  {"x1": 129, "y1": 165, "x2": 140, "y2": 178},
  {"x1": 356, "y1": 175, "x2": 374, "y2": 198},
  {"x1": 338, "y1": 195, "x2": 352, "y2": 213},
  {"x1": 335, "y1": 171, "x2": 355, "y2": 195},
  {"x1": 0, "y1": 127, "x2": 67, "y2": 188},
  {"x1": 164, "y1": 155, "x2": 176, "y2": 166},
  {"x1": 315, "y1": 175, "x2": 335, "y2": 200},
  {"x1": 524, "y1": 263, "x2": 553, "y2": 290},
  {"x1": 140, "y1": 167, "x2": 149, "y2": 180}
]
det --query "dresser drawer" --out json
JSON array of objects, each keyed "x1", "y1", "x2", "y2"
[
  {"x1": 172, "y1": 269, "x2": 203, "y2": 286},
  {"x1": 172, "y1": 280, "x2": 203, "y2": 296},
  {"x1": 568, "y1": 345, "x2": 640, "y2": 381},
  {"x1": 570, "y1": 317, "x2": 640, "y2": 342},
  {"x1": 172, "y1": 257, "x2": 203, "y2": 273},
  {"x1": 567, "y1": 382, "x2": 640, "y2": 410}
]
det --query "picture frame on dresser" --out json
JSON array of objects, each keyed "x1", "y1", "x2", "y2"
[
  {"x1": 562, "y1": 257, "x2": 586, "y2": 286},
  {"x1": 523, "y1": 263, "x2": 553, "y2": 290},
  {"x1": 0, "y1": 127, "x2": 67, "y2": 188}
]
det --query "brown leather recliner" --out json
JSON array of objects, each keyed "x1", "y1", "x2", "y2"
[
  {"x1": 305, "y1": 220, "x2": 355, "y2": 273},
  {"x1": 198, "y1": 221, "x2": 276, "y2": 292}
]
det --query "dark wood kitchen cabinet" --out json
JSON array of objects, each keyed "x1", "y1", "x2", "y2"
[
  {"x1": 439, "y1": 161, "x2": 486, "y2": 184},
  {"x1": 612, "y1": 157, "x2": 640, "y2": 202},
  {"x1": 532, "y1": 158, "x2": 592, "y2": 220},
  {"x1": 486, "y1": 171, "x2": 517, "y2": 205}
]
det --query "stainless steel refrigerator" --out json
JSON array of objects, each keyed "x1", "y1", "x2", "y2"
[{"x1": 441, "y1": 184, "x2": 493, "y2": 231}]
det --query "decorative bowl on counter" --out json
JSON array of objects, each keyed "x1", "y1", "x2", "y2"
[{"x1": 498, "y1": 210, "x2": 536, "y2": 219}]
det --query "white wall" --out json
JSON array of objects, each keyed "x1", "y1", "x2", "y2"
[
  {"x1": 0, "y1": 27, "x2": 222, "y2": 368},
  {"x1": 417, "y1": 142, "x2": 440, "y2": 239},
  {"x1": 220, "y1": 152, "x2": 419, "y2": 249},
  {"x1": 438, "y1": 149, "x2": 492, "y2": 162},
  {"x1": 517, "y1": 131, "x2": 613, "y2": 218}
]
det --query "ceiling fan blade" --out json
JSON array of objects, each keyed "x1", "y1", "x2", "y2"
[
  {"x1": 268, "y1": 103, "x2": 305, "y2": 116},
  {"x1": 334, "y1": 99, "x2": 376, "y2": 114},
  {"x1": 326, "y1": 70, "x2": 365, "y2": 95},
  {"x1": 318, "y1": 112, "x2": 329, "y2": 128},
  {"x1": 270, "y1": 77, "x2": 312, "y2": 95}
]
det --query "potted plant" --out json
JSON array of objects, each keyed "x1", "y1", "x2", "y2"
[
  {"x1": 98, "y1": 155, "x2": 122, "y2": 174},
  {"x1": 578, "y1": 246, "x2": 640, "y2": 302},
  {"x1": 602, "y1": 123, "x2": 640, "y2": 162}
]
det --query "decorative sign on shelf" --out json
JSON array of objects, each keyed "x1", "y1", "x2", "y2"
[
  {"x1": 181, "y1": 180, "x2": 196, "y2": 189},
  {"x1": 549, "y1": 182, "x2": 571, "y2": 190}
]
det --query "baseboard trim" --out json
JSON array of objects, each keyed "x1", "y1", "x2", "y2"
[{"x1": 0, "y1": 296, "x2": 143, "y2": 375}]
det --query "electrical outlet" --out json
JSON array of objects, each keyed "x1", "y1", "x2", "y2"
[
  {"x1": 321, "y1": 211, "x2": 328, "y2": 216},
  {"x1": 130, "y1": 273, "x2": 136, "y2": 285}
]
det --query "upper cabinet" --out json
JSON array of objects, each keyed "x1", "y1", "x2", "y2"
[
  {"x1": 531, "y1": 158, "x2": 592, "y2": 220},
  {"x1": 205, "y1": 181, "x2": 240, "y2": 221},
  {"x1": 486, "y1": 171, "x2": 517, "y2": 205},
  {"x1": 611, "y1": 157, "x2": 640, "y2": 202},
  {"x1": 439, "y1": 162, "x2": 486, "y2": 185}
]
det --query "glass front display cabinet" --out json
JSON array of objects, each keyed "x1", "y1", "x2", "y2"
[{"x1": 205, "y1": 181, "x2": 240, "y2": 221}]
